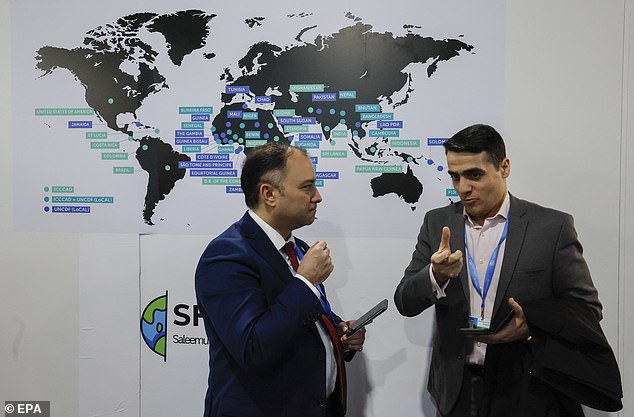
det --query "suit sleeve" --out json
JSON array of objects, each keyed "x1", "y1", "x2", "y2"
[
  {"x1": 394, "y1": 211, "x2": 441, "y2": 317},
  {"x1": 552, "y1": 213, "x2": 602, "y2": 320},
  {"x1": 195, "y1": 238, "x2": 324, "y2": 370}
]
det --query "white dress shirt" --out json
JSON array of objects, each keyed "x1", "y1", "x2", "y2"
[{"x1": 430, "y1": 193, "x2": 510, "y2": 365}]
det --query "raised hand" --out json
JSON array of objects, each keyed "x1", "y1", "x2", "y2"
[
  {"x1": 430, "y1": 226, "x2": 463, "y2": 285},
  {"x1": 297, "y1": 240, "x2": 334, "y2": 286}
]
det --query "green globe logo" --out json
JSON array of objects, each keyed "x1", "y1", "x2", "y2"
[{"x1": 140, "y1": 292, "x2": 168, "y2": 360}]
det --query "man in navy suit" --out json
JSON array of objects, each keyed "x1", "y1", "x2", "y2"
[{"x1": 195, "y1": 142, "x2": 365, "y2": 417}]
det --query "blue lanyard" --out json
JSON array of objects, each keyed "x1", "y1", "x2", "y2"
[
  {"x1": 464, "y1": 210, "x2": 509, "y2": 319},
  {"x1": 294, "y1": 244, "x2": 336, "y2": 324}
]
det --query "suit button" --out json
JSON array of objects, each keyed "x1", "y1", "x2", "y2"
[
  {"x1": 457, "y1": 355, "x2": 464, "y2": 360},
  {"x1": 319, "y1": 402, "x2": 326, "y2": 408}
]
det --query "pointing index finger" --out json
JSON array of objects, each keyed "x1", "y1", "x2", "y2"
[{"x1": 438, "y1": 226, "x2": 451, "y2": 251}]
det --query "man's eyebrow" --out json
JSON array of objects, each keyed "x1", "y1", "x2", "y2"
[{"x1": 447, "y1": 168, "x2": 485, "y2": 176}]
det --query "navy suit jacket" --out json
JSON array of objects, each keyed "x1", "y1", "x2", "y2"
[
  {"x1": 195, "y1": 212, "x2": 343, "y2": 417},
  {"x1": 394, "y1": 195, "x2": 602, "y2": 415}
]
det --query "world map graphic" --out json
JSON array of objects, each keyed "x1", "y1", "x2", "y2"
[{"x1": 33, "y1": 9, "x2": 474, "y2": 226}]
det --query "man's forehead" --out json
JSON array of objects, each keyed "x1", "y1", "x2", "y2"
[
  {"x1": 284, "y1": 150, "x2": 315, "y2": 179},
  {"x1": 446, "y1": 151, "x2": 494, "y2": 170}
]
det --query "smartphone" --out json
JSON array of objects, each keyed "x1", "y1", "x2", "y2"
[
  {"x1": 457, "y1": 309, "x2": 514, "y2": 335},
  {"x1": 346, "y1": 299, "x2": 389, "y2": 337}
]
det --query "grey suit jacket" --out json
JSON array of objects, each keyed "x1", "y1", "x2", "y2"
[{"x1": 394, "y1": 194, "x2": 602, "y2": 415}]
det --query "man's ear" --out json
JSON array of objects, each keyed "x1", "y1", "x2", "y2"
[
  {"x1": 501, "y1": 158, "x2": 511, "y2": 179},
  {"x1": 259, "y1": 183, "x2": 277, "y2": 208}
]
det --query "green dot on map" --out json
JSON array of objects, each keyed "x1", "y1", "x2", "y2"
[
  {"x1": 238, "y1": 138, "x2": 244, "y2": 143},
  {"x1": 154, "y1": 129, "x2": 160, "y2": 134},
  {"x1": 165, "y1": 165, "x2": 171, "y2": 171},
  {"x1": 142, "y1": 145, "x2": 149, "y2": 151},
  {"x1": 128, "y1": 136, "x2": 134, "y2": 141},
  {"x1": 370, "y1": 147, "x2": 376, "y2": 153},
  {"x1": 44, "y1": 197, "x2": 49, "y2": 202},
  {"x1": 268, "y1": 123, "x2": 274, "y2": 129},
  {"x1": 323, "y1": 126, "x2": 330, "y2": 132},
  {"x1": 330, "y1": 140, "x2": 336, "y2": 146},
  {"x1": 407, "y1": 156, "x2": 413, "y2": 163},
  {"x1": 274, "y1": 136, "x2": 279, "y2": 141},
  {"x1": 307, "y1": 107, "x2": 314, "y2": 113},
  {"x1": 44, "y1": 186, "x2": 49, "y2": 192},
  {"x1": 239, "y1": 123, "x2": 245, "y2": 129},
  {"x1": 108, "y1": 98, "x2": 114, "y2": 104}
]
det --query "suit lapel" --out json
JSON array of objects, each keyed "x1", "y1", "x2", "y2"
[
  {"x1": 239, "y1": 212, "x2": 294, "y2": 284},
  {"x1": 492, "y1": 195, "x2": 528, "y2": 318}
]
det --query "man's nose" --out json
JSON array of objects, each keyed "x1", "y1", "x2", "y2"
[
  {"x1": 313, "y1": 188, "x2": 322, "y2": 203},
  {"x1": 455, "y1": 179, "x2": 471, "y2": 194}
]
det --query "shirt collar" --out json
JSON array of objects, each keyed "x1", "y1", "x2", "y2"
[
  {"x1": 463, "y1": 192, "x2": 510, "y2": 227},
  {"x1": 248, "y1": 210, "x2": 295, "y2": 250}
]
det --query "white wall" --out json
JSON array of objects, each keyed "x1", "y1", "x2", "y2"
[
  {"x1": 0, "y1": 0, "x2": 80, "y2": 414},
  {"x1": 1, "y1": 0, "x2": 632, "y2": 415}
]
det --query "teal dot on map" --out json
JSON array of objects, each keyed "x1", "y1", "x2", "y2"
[
  {"x1": 340, "y1": 110, "x2": 346, "y2": 116},
  {"x1": 268, "y1": 123, "x2": 274, "y2": 129},
  {"x1": 164, "y1": 165, "x2": 171, "y2": 171},
  {"x1": 339, "y1": 119, "x2": 346, "y2": 125},
  {"x1": 211, "y1": 126, "x2": 216, "y2": 132},
  {"x1": 407, "y1": 156, "x2": 413, "y2": 163},
  {"x1": 330, "y1": 140, "x2": 336, "y2": 146},
  {"x1": 274, "y1": 135, "x2": 280, "y2": 141},
  {"x1": 44, "y1": 186, "x2": 49, "y2": 192},
  {"x1": 108, "y1": 98, "x2": 114, "y2": 104},
  {"x1": 238, "y1": 138, "x2": 244, "y2": 144},
  {"x1": 154, "y1": 129, "x2": 160, "y2": 134},
  {"x1": 323, "y1": 126, "x2": 330, "y2": 132},
  {"x1": 142, "y1": 145, "x2": 149, "y2": 151},
  {"x1": 370, "y1": 147, "x2": 376, "y2": 153},
  {"x1": 229, "y1": 140, "x2": 234, "y2": 144},
  {"x1": 353, "y1": 130, "x2": 359, "y2": 137},
  {"x1": 329, "y1": 108, "x2": 336, "y2": 115},
  {"x1": 307, "y1": 107, "x2": 314, "y2": 113},
  {"x1": 239, "y1": 123, "x2": 245, "y2": 129},
  {"x1": 128, "y1": 136, "x2": 134, "y2": 141},
  {"x1": 233, "y1": 134, "x2": 238, "y2": 140},
  {"x1": 227, "y1": 129, "x2": 232, "y2": 135},
  {"x1": 44, "y1": 197, "x2": 49, "y2": 202}
]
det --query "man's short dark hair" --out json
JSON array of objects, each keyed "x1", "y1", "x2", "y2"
[
  {"x1": 240, "y1": 142, "x2": 307, "y2": 208},
  {"x1": 443, "y1": 124, "x2": 506, "y2": 168}
]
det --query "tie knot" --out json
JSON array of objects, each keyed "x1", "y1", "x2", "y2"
[
  {"x1": 282, "y1": 241, "x2": 299, "y2": 271},
  {"x1": 283, "y1": 241, "x2": 295, "y2": 253}
]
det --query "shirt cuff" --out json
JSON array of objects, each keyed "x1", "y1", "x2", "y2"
[{"x1": 429, "y1": 266, "x2": 449, "y2": 299}]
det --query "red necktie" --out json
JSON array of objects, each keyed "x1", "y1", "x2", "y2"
[
  {"x1": 281, "y1": 241, "x2": 347, "y2": 414},
  {"x1": 282, "y1": 241, "x2": 299, "y2": 271}
]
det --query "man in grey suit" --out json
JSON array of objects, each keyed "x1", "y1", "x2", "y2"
[{"x1": 394, "y1": 124, "x2": 602, "y2": 416}]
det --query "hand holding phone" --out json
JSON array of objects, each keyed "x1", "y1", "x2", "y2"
[
  {"x1": 457, "y1": 309, "x2": 515, "y2": 335},
  {"x1": 346, "y1": 299, "x2": 388, "y2": 337}
]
